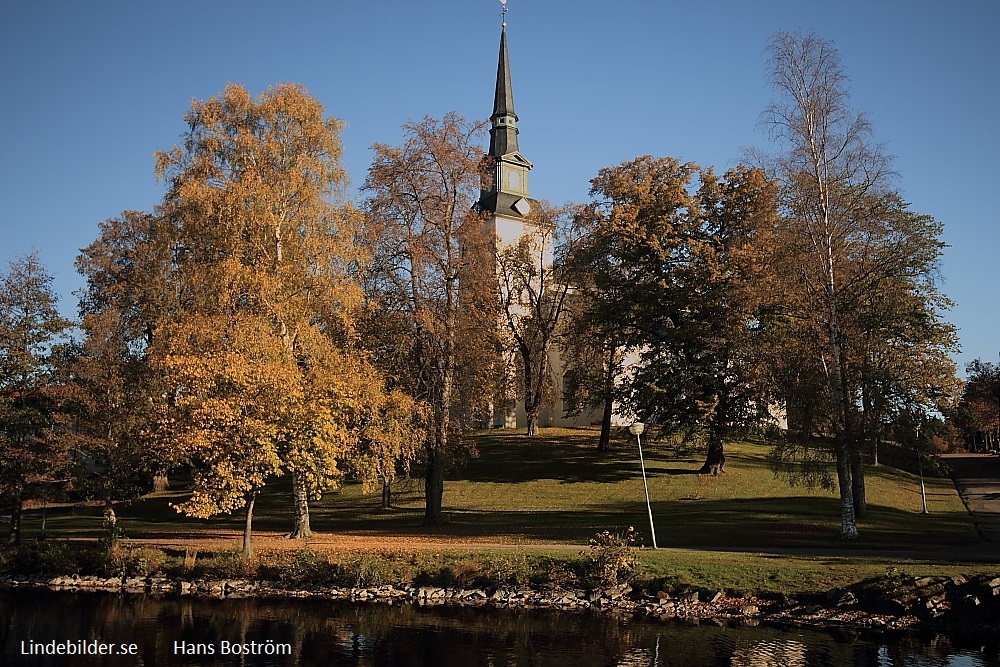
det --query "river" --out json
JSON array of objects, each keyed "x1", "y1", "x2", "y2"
[{"x1": 1, "y1": 589, "x2": 996, "y2": 666}]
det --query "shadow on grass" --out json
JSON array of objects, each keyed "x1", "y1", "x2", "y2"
[
  {"x1": 456, "y1": 430, "x2": 702, "y2": 484},
  {"x1": 16, "y1": 491, "x2": 981, "y2": 555},
  {"x1": 11, "y1": 434, "x2": 981, "y2": 555}
]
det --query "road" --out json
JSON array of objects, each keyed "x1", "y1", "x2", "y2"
[{"x1": 943, "y1": 453, "x2": 1000, "y2": 547}]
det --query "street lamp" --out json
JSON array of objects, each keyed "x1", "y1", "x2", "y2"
[
  {"x1": 629, "y1": 422, "x2": 657, "y2": 549},
  {"x1": 916, "y1": 425, "x2": 929, "y2": 515}
]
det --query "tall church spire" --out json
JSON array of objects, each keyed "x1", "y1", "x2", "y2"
[
  {"x1": 479, "y1": 15, "x2": 535, "y2": 220},
  {"x1": 489, "y1": 28, "x2": 519, "y2": 157}
]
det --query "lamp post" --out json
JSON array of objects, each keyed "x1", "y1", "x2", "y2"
[
  {"x1": 629, "y1": 422, "x2": 657, "y2": 549},
  {"x1": 917, "y1": 425, "x2": 929, "y2": 515}
]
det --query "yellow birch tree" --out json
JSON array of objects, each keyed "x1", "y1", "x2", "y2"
[{"x1": 150, "y1": 83, "x2": 371, "y2": 554}]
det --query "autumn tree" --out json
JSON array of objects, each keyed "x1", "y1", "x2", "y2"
[
  {"x1": 760, "y1": 31, "x2": 958, "y2": 535},
  {"x1": 957, "y1": 358, "x2": 1000, "y2": 451},
  {"x1": 146, "y1": 83, "x2": 373, "y2": 554},
  {"x1": 495, "y1": 202, "x2": 577, "y2": 436},
  {"x1": 0, "y1": 252, "x2": 75, "y2": 543},
  {"x1": 362, "y1": 114, "x2": 499, "y2": 524},
  {"x1": 574, "y1": 157, "x2": 779, "y2": 472},
  {"x1": 348, "y1": 388, "x2": 426, "y2": 508}
]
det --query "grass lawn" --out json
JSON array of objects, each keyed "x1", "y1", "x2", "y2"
[
  {"x1": 15, "y1": 428, "x2": 982, "y2": 554},
  {"x1": 6, "y1": 428, "x2": 995, "y2": 596}
]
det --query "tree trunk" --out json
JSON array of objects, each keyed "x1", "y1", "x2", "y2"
[
  {"x1": 850, "y1": 445, "x2": 866, "y2": 519},
  {"x1": 288, "y1": 471, "x2": 312, "y2": 539},
  {"x1": 423, "y1": 445, "x2": 445, "y2": 525},
  {"x1": 381, "y1": 478, "x2": 392, "y2": 509},
  {"x1": 834, "y1": 437, "x2": 858, "y2": 538},
  {"x1": 827, "y1": 314, "x2": 859, "y2": 538},
  {"x1": 104, "y1": 497, "x2": 117, "y2": 529},
  {"x1": 152, "y1": 468, "x2": 170, "y2": 492},
  {"x1": 8, "y1": 488, "x2": 23, "y2": 545},
  {"x1": 699, "y1": 428, "x2": 726, "y2": 475},
  {"x1": 525, "y1": 412, "x2": 539, "y2": 437},
  {"x1": 596, "y1": 352, "x2": 615, "y2": 453},
  {"x1": 522, "y1": 345, "x2": 539, "y2": 437},
  {"x1": 242, "y1": 489, "x2": 257, "y2": 558}
]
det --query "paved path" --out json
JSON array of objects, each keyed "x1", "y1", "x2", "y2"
[{"x1": 943, "y1": 453, "x2": 1000, "y2": 549}]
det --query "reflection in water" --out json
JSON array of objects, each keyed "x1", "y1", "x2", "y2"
[
  {"x1": 731, "y1": 639, "x2": 808, "y2": 667},
  {"x1": 0, "y1": 589, "x2": 996, "y2": 667}
]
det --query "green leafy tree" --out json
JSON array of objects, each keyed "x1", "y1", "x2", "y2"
[
  {"x1": 574, "y1": 157, "x2": 779, "y2": 472},
  {"x1": 76, "y1": 210, "x2": 180, "y2": 495},
  {"x1": 0, "y1": 252, "x2": 74, "y2": 543},
  {"x1": 559, "y1": 286, "x2": 627, "y2": 453}
]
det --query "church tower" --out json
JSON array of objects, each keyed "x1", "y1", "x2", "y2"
[{"x1": 477, "y1": 22, "x2": 540, "y2": 246}]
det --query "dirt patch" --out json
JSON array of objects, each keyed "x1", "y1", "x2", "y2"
[{"x1": 117, "y1": 531, "x2": 579, "y2": 554}]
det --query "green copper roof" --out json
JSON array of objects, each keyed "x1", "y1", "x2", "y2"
[{"x1": 489, "y1": 28, "x2": 519, "y2": 157}]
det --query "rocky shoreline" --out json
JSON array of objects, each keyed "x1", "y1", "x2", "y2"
[{"x1": 3, "y1": 572, "x2": 998, "y2": 638}]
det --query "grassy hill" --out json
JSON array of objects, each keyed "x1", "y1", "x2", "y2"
[{"x1": 15, "y1": 428, "x2": 980, "y2": 553}]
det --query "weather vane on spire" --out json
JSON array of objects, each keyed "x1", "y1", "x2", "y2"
[{"x1": 499, "y1": 0, "x2": 508, "y2": 28}]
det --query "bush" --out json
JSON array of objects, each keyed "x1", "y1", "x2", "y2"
[
  {"x1": 101, "y1": 546, "x2": 168, "y2": 578},
  {"x1": 189, "y1": 549, "x2": 256, "y2": 579},
  {"x1": 476, "y1": 551, "x2": 533, "y2": 587},
  {"x1": 344, "y1": 552, "x2": 413, "y2": 587},
  {"x1": 259, "y1": 549, "x2": 340, "y2": 586},
  {"x1": 580, "y1": 527, "x2": 640, "y2": 589},
  {"x1": 4, "y1": 541, "x2": 82, "y2": 575}
]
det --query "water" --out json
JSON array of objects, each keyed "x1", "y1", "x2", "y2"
[{"x1": 1, "y1": 589, "x2": 996, "y2": 666}]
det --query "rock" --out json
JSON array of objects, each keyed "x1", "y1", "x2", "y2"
[
  {"x1": 836, "y1": 592, "x2": 858, "y2": 607},
  {"x1": 957, "y1": 594, "x2": 980, "y2": 608},
  {"x1": 739, "y1": 604, "x2": 759, "y2": 616},
  {"x1": 606, "y1": 584, "x2": 632, "y2": 599},
  {"x1": 774, "y1": 593, "x2": 797, "y2": 609}
]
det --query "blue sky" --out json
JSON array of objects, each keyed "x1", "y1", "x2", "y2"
[{"x1": 1, "y1": 1, "x2": 997, "y2": 374}]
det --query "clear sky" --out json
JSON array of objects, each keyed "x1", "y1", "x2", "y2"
[{"x1": 1, "y1": 1, "x2": 997, "y2": 374}]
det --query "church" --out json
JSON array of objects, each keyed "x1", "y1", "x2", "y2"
[{"x1": 475, "y1": 13, "x2": 627, "y2": 432}]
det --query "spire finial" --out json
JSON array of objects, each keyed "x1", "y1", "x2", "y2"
[{"x1": 499, "y1": 0, "x2": 507, "y2": 28}]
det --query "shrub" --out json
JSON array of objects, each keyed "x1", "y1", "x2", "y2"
[
  {"x1": 5, "y1": 541, "x2": 82, "y2": 575},
  {"x1": 101, "y1": 546, "x2": 168, "y2": 578},
  {"x1": 476, "y1": 551, "x2": 533, "y2": 587},
  {"x1": 580, "y1": 527, "x2": 640, "y2": 589},
  {"x1": 190, "y1": 549, "x2": 256, "y2": 579},
  {"x1": 259, "y1": 549, "x2": 339, "y2": 586},
  {"x1": 344, "y1": 552, "x2": 412, "y2": 587}
]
